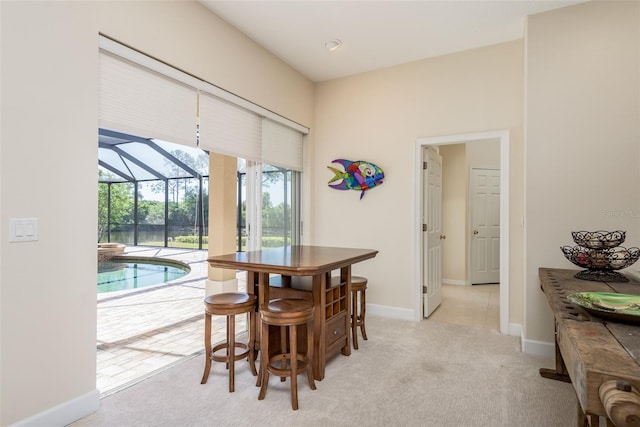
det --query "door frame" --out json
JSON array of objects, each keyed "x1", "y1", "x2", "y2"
[{"x1": 414, "y1": 130, "x2": 510, "y2": 334}]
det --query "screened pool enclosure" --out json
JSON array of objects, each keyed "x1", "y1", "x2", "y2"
[{"x1": 98, "y1": 129, "x2": 299, "y2": 251}]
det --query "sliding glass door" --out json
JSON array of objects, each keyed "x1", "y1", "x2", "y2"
[{"x1": 237, "y1": 159, "x2": 300, "y2": 252}]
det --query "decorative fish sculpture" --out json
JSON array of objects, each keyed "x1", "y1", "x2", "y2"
[{"x1": 327, "y1": 159, "x2": 384, "y2": 199}]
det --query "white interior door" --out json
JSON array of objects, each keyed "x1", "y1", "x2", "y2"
[
  {"x1": 470, "y1": 168, "x2": 500, "y2": 284},
  {"x1": 423, "y1": 146, "x2": 442, "y2": 317}
]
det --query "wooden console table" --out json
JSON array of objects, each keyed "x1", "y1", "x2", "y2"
[{"x1": 539, "y1": 268, "x2": 640, "y2": 427}]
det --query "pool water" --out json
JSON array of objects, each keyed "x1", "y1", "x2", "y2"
[{"x1": 97, "y1": 260, "x2": 190, "y2": 293}]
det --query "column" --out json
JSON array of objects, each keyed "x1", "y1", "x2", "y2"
[{"x1": 206, "y1": 153, "x2": 238, "y2": 295}]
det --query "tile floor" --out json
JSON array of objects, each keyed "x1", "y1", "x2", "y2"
[
  {"x1": 97, "y1": 248, "x2": 499, "y2": 397},
  {"x1": 428, "y1": 283, "x2": 500, "y2": 330}
]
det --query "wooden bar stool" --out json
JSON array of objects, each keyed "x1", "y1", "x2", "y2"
[
  {"x1": 201, "y1": 292, "x2": 257, "y2": 392},
  {"x1": 350, "y1": 276, "x2": 368, "y2": 350},
  {"x1": 257, "y1": 298, "x2": 316, "y2": 410}
]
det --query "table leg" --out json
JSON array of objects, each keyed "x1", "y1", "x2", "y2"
[
  {"x1": 341, "y1": 266, "x2": 352, "y2": 356},
  {"x1": 249, "y1": 271, "x2": 271, "y2": 357},
  {"x1": 577, "y1": 403, "x2": 589, "y2": 427},
  {"x1": 247, "y1": 271, "x2": 258, "y2": 356},
  {"x1": 312, "y1": 273, "x2": 325, "y2": 380},
  {"x1": 539, "y1": 321, "x2": 571, "y2": 383},
  {"x1": 258, "y1": 272, "x2": 270, "y2": 306}
]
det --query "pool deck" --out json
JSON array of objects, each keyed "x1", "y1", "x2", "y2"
[{"x1": 97, "y1": 246, "x2": 246, "y2": 396}]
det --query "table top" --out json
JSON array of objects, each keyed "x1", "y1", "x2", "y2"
[
  {"x1": 207, "y1": 245, "x2": 378, "y2": 276},
  {"x1": 539, "y1": 268, "x2": 640, "y2": 363}
]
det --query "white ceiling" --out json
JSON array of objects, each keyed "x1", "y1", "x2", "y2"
[{"x1": 200, "y1": 0, "x2": 585, "y2": 82}]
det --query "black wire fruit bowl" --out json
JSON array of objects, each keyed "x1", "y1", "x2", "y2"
[
  {"x1": 571, "y1": 230, "x2": 626, "y2": 249},
  {"x1": 561, "y1": 245, "x2": 640, "y2": 282}
]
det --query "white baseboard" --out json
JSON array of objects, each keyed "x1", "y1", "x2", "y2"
[
  {"x1": 366, "y1": 303, "x2": 415, "y2": 321},
  {"x1": 442, "y1": 278, "x2": 470, "y2": 286},
  {"x1": 10, "y1": 389, "x2": 100, "y2": 427},
  {"x1": 508, "y1": 323, "x2": 521, "y2": 337},
  {"x1": 521, "y1": 337, "x2": 554, "y2": 359}
]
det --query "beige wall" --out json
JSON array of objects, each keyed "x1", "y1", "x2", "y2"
[
  {"x1": 524, "y1": 1, "x2": 640, "y2": 345},
  {"x1": 4, "y1": 0, "x2": 636, "y2": 424},
  {"x1": 96, "y1": 1, "x2": 314, "y2": 130},
  {"x1": 467, "y1": 139, "x2": 500, "y2": 169},
  {"x1": 1, "y1": 3, "x2": 99, "y2": 425},
  {"x1": 314, "y1": 41, "x2": 524, "y2": 317},
  {"x1": 0, "y1": 1, "x2": 314, "y2": 425}
]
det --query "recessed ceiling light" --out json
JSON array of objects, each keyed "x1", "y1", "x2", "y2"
[{"x1": 323, "y1": 39, "x2": 342, "y2": 52}]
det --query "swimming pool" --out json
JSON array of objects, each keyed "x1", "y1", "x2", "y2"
[{"x1": 97, "y1": 257, "x2": 191, "y2": 293}]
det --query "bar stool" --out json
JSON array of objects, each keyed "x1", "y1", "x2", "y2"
[
  {"x1": 257, "y1": 298, "x2": 315, "y2": 410},
  {"x1": 201, "y1": 292, "x2": 257, "y2": 392},
  {"x1": 350, "y1": 276, "x2": 368, "y2": 350}
]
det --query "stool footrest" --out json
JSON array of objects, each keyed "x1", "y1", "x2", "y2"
[
  {"x1": 267, "y1": 353, "x2": 310, "y2": 377},
  {"x1": 210, "y1": 342, "x2": 250, "y2": 363}
]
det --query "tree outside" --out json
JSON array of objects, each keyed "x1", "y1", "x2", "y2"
[{"x1": 99, "y1": 153, "x2": 293, "y2": 251}]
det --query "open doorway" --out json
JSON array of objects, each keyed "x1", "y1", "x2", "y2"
[
  {"x1": 429, "y1": 142, "x2": 500, "y2": 330},
  {"x1": 415, "y1": 130, "x2": 510, "y2": 334}
]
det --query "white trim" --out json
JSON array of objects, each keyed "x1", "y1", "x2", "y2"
[
  {"x1": 99, "y1": 35, "x2": 309, "y2": 135},
  {"x1": 508, "y1": 322, "x2": 522, "y2": 338},
  {"x1": 366, "y1": 303, "x2": 415, "y2": 321},
  {"x1": 442, "y1": 278, "x2": 470, "y2": 286},
  {"x1": 9, "y1": 389, "x2": 100, "y2": 427},
  {"x1": 521, "y1": 337, "x2": 554, "y2": 359},
  {"x1": 415, "y1": 130, "x2": 510, "y2": 335}
]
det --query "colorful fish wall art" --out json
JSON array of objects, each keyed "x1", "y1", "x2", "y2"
[{"x1": 327, "y1": 159, "x2": 384, "y2": 199}]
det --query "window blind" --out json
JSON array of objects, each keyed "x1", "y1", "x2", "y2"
[
  {"x1": 99, "y1": 36, "x2": 308, "y2": 165},
  {"x1": 198, "y1": 92, "x2": 262, "y2": 162},
  {"x1": 262, "y1": 118, "x2": 304, "y2": 171},
  {"x1": 99, "y1": 51, "x2": 198, "y2": 148}
]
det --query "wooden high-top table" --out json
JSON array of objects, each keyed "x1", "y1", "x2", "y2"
[
  {"x1": 207, "y1": 245, "x2": 378, "y2": 380},
  {"x1": 539, "y1": 268, "x2": 640, "y2": 426}
]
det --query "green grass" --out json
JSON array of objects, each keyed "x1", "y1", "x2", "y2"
[{"x1": 137, "y1": 235, "x2": 288, "y2": 250}]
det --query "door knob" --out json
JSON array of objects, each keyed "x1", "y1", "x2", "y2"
[
  {"x1": 473, "y1": 230, "x2": 479, "y2": 235},
  {"x1": 440, "y1": 235, "x2": 446, "y2": 240}
]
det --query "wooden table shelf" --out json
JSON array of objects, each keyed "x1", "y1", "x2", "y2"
[
  {"x1": 268, "y1": 275, "x2": 349, "y2": 359},
  {"x1": 326, "y1": 280, "x2": 347, "y2": 320}
]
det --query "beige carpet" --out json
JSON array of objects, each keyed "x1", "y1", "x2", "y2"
[{"x1": 71, "y1": 315, "x2": 576, "y2": 426}]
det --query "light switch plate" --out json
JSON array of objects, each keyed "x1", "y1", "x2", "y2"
[{"x1": 9, "y1": 218, "x2": 39, "y2": 242}]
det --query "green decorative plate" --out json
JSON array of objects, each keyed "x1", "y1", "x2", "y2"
[{"x1": 567, "y1": 292, "x2": 640, "y2": 324}]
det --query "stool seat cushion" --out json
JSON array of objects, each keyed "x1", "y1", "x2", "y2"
[
  {"x1": 260, "y1": 299, "x2": 313, "y2": 325},
  {"x1": 350, "y1": 281, "x2": 367, "y2": 292},
  {"x1": 204, "y1": 292, "x2": 257, "y2": 315}
]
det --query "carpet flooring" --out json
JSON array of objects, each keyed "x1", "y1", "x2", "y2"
[{"x1": 71, "y1": 315, "x2": 576, "y2": 427}]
